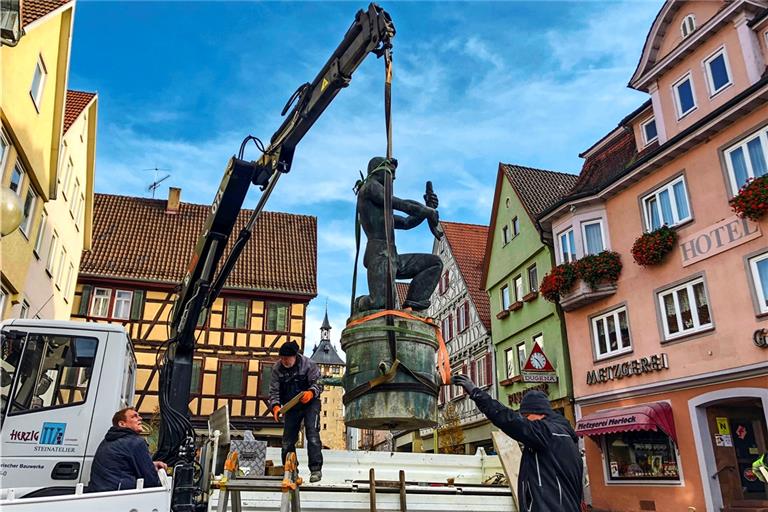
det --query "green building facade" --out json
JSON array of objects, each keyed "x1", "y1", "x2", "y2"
[{"x1": 482, "y1": 164, "x2": 578, "y2": 422}]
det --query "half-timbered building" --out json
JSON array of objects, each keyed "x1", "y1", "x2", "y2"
[{"x1": 71, "y1": 190, "x2": 317, "y2": 441}]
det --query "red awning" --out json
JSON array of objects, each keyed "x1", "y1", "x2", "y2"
[{"x1": 576, "y1": 402, "x2": 677, "y2": 443}]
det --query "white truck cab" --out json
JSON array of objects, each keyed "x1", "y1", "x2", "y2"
[{"x1": 0, "y1": 319, "x2": 137, "y2": 498}]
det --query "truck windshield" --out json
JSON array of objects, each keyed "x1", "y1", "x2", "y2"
[{"x1": 1, "y1": 331, "x2": 98, "y2": 424}]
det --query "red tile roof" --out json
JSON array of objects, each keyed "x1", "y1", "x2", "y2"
[
  {"x1": 63, "y1": 90, "x2": 96, "y2": 134},
  {"x1": 395, "y1": 281, "x2": 410, "y2": 308},
  {"x1": 571, "y1": 130, "x2": 638, "y2": 195},
  {"x1": 22, "y1": 0, "x2": 70, "y2": 28},
  {"x1": 80, "y1": 193, "x2": 317, "y2": 297},
  {"x1": 502, "y1": 164, "x2": 578, "y2": 220},
  {"x1": 442, "y1": 221, "x2": 491, "y2": 330}
]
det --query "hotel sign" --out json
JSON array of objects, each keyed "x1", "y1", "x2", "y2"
[
  {"x1": 586, "y1": 353, "x2": 669, "y2": 385},
  {"x1": 679, "y1": 216, "x2": 761, "y2": 267}
]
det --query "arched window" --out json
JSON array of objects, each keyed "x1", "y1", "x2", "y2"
[{"x1": 681, "y1": 14, "x2": 696, "y2": 38}]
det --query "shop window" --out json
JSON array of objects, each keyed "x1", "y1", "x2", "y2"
[
  {"x1": 642, "y1": 176, "x2": 691, "y2": 231},
  {"x1": 749, "y1": 252, "x2": 768, "y2": 314},
  {"x1": 558, "y1": 227, "x2": 576, "y2": 263},
  {"x1": 724, "y1": 127, "x2": 768, "y2": 194},
  {"x1": 218, "y1": 361, "x2": 245, "y2": 396},
  {"x1": 591, "y1": 306, "x2": 632, "y2": 359},
  {"x1": 604, "y1": 430, "x2": 681, "y2": 481},
  {"x1": 658, "y1": 277, "x2": 713, "y2": 340},
  {"x1": 266, "y1": 302, "x2": 289, "y2": 332},
  {"x1": 673, "y1": 74, "x2": 697, "y2": 119},
  {"x1": 224, "y1": 298, "x2": 249, "y2": 330},
  {"x1": 3, "y1": 333, "x2": 98, "y2": 417}
]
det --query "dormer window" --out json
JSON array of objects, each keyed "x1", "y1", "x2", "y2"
[
  {"x1": 641, "y1": 117, "x2": 658, "y2": 146},
  {"x1": 681, "y1": 14, "x2": 696, "y2": 38}
]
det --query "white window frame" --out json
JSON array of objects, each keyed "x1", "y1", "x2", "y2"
[
  {"x1": 581, "y1": 219, "x2": 606, "y2": 256},
  {"x1": 723, "y1": 127, "x2": 768, "y2": 194},
  {"x1": 641, "y1": 117, "x2": 658, "y2": 146},
  {"x1": 749, "y1": 252, "x2": 768, "y2": 314},
  {"x1": 558, "y1": 227, "x2": 576, "y2": 264},
  {"x1": 475, "y1": 356, "x2": 487, "y2": 387},
  {"x1": 65, "y1": 262, "x2": 75, "y2": 300},
  {"x1": 702, "y1": 47, "x2": 732, "y2": 97},
  {"x1": 90, "y1": 288, "x2": 112, "y2": 318},
  {"x1": 658, "y1": 277, "x2": 713, "y2": 341},
  {"x1": 505, "y1": 348, "x2": 516, "y2": 379},
  {"x1": 10, "y1": 161, "x2": 25, "y2": 197},
  {"x1": 516, "y1": 342, "x2": 527, "y2": 375},
  {"x1": 502, "y1": 225, "x2": 511, "y2": 245},
  {"x1": 457, "y1": 302, "x2": 467, "y2": 332},
  {"x1": 513, "y1": 275, "x2": 523, "y2": 302},
  {"x1": 69, "y1": 179, "x2": 80, "y2": 216},
  {"x1": 19, "y1": 187, "x2": 37, "y2": 238},
  {"x1": 19, "y1": 300, "x2": 30, "y2": 319},
  {"x1": 75, "y1": 193, "x2": 85, "y2": 228},
  {"x1": 0, "y1": 287, "x2": 7, "y2": 318},
  {"x1": 46, "y1": 231, "x2": 59, "y2": 274},
  {"x1": 672, "y1": 72, "x2": 697, "y2": 119},
  {"x1": 528, "y1": 264, "x2": 538, "y2": 293},
  {"x1": 591, "y1": 306, "x2": 632, "y2": 360},
  {"x1": 641, "y1": 175, "x2": 692, "y2": 231},
  {"x1": 0, "y1": 131, "x2": 9, "y2": 174},
  {"x1": 62, "y1": 157, "x2": 73, "y2": 200},
  {"x1": 55, "y1": 246, "x2": 67, "y2": 289},
  {"x1": 29, "y1": 55, "x2": 47, "y2": 112},
  {"x1": 33, "y1": 210, "x2": 47, "y2": 256},
  {"x1": 533, "y1": 333, "x2": 543, "y2": 349},
  {"x1": 501, "y1": 285, "x2": 510, "y2": 310},
  {"x1": 681, "y1": 14, "x2": 696, "y2": 38},
  {"x1": 112, "y1": 290, "x2": 133, "y2": 320}
]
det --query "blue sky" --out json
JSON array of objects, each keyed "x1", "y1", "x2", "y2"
[{"x1": 69, "y1": 0, "x2": 662, "y2": 354}]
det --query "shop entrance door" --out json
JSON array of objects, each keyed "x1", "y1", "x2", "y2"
[{"x1": 706, "y1": 399, "x2": 768, "y2": 510}]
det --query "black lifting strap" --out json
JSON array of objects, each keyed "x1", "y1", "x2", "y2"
[{"x1": 382, "y1": 47, "x2": 398, "y2": 365}]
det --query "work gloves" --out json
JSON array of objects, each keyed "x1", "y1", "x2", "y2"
[
  {"x1": 272, "y1": 405, "x2": 280, "y2": 422},
  {"x1": 299, "y1": 390, "x2": 314, "y2": 404},
  {"x1": 452, "y1": 374, "x2": 477, "y2": 394}
]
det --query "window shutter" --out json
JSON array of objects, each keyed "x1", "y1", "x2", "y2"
[
  {"x1": 78, "y1": 285, "x2": 92, "y2": 316},
  {"x1": 470, "y1": 359, "x2": 476, "y2": 382},
  {"x1": 448, "y1": 313, "x2": 454, "y2": 340},
  {"x1": 130, "y1": 290, "x2": 145, "y2": 320},
  {"x1": 485, "y1": 353, "x2": 493, "y2": 385}
]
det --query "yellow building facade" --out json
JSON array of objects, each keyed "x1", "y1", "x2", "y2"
[{"x1": 1, "y1": 1, "x2": 95, "y2": 320}]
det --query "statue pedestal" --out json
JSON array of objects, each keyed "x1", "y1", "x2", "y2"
[{"x1": 341, "y1": 309, "x2": 438, "y2": 430}]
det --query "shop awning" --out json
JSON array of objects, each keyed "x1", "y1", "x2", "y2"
[{"x1": 575, "y1": 402, "x2": 677, "y2": 443}]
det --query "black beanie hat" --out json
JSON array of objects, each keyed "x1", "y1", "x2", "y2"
[
  {"x1": 519, "y1": 390, "x2": 552, "y2": 415},
  {"x1": 278, "y1": 341, "x2": 299, "y2": 357}
]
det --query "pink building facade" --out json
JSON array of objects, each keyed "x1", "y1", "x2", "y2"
[{"x1": 538, "y1": 2, "x2": 768, "y2": 511}]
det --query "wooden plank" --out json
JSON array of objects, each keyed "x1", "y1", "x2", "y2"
[{"x1": 491, "y1": 430, "x2": 521, "y2": 511}]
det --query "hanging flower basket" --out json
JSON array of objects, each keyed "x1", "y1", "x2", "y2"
[
  {"x1": 575, "y1": 251, "x2": 622, "y2": 288},
  {"x1": 540, "y1": 263, "x2": 578, "y2": 303},
  {"x1": 631, "y1": 226, "x2": 678, "y2": 267},
  {"x1": 729, "y1": 175, "x2": 768, "y2": 221}
]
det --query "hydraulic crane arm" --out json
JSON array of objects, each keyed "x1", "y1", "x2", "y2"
[{"x1": 154, "y1": 7, "x2": 395, "y2": 510}]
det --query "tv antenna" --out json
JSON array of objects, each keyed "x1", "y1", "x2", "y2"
[{"x1": 144, "y1": 167, "x2": 171, "y2": 198}]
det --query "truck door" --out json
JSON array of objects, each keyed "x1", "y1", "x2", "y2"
[{"x1": 0, "y1": 328, "x2": 105, "y2": 495}]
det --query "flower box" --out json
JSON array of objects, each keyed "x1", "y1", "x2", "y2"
[
  {"x1": 496, "y1": 309, "x2": 510, "y2": 320},
  {"x1": 508, "y1": 301, "x2": 523, "y2": 312},
  {"x1": 632, "y1": 226, "x2": 677, "y2": 267},
  {"x1": 730, "y1": 175, "x2": 768, "y2": 221},
  {"x1": 559, "y1": 280, "x2": 618, "y2": 311},
  {"x1": 522, "y1": 291, "x2": 539, "y2": 302}
]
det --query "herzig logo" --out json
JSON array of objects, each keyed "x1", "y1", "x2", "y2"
[
  {"x1": 8, "y1": 429, "x2": 39, "y2": 442},
  {"x1": 39, "y1": 422, "x2": 66, "y2": 445}
]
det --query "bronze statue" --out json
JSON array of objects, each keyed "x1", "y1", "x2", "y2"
[{"x1": 353, "y1": 157, "x2": 444, "y2": 313}]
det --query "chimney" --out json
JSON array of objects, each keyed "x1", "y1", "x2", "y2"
[{"x1": 166, "y1": 187, "x2": 181, "y2": 214}]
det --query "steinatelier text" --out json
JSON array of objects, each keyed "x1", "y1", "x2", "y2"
[{"x1": 587, "y1": 353, "x2": 669, "y2": 385}]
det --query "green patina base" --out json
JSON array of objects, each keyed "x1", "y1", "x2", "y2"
[{"x1": 341, "y1": 310, "x2": 438, "y2": 430}]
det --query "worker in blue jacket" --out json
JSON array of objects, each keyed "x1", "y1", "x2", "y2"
[
  {"x1": 453, "y1": 375, "x2": 583, "y2": 512},
  {"x1": 89, "y1": 407, "x2": 167, "y2": 492}
]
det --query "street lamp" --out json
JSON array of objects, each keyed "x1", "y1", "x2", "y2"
[
  {"x1": 1, "y1": 187, "x2": 23, "y2": 236},
  {"x1": 0, "y1": 0, "x2": 23, "y2": 47}
]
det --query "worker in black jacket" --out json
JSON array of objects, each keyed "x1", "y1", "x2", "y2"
[
  {"x1": 453, "y1": 375, "x2": 583, "y2": 511},
  {"x1": 89, "y1": 407, "x2": 167, "y2": 492}
]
